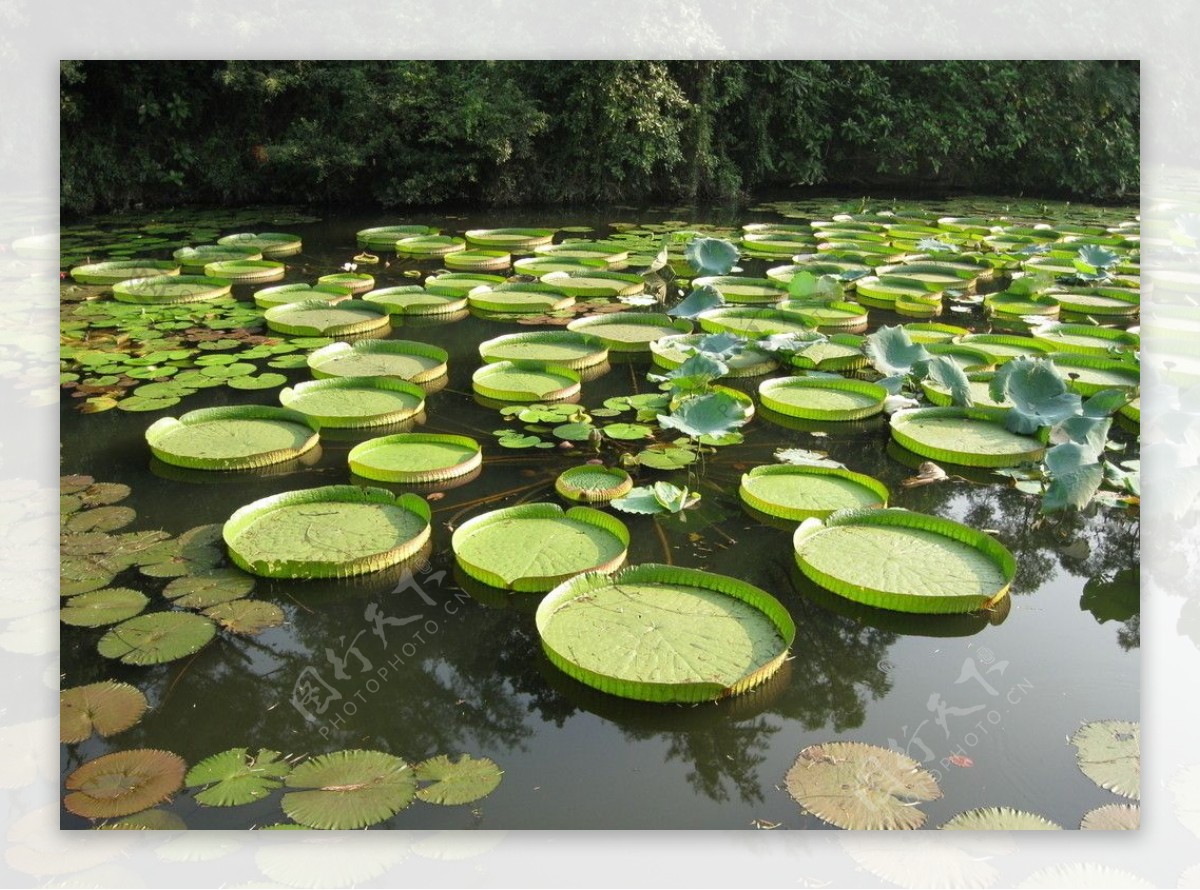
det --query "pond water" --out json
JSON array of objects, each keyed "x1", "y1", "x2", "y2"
[{"x1": 59, "y1": 200, "x2": 1140, "y2": 829}]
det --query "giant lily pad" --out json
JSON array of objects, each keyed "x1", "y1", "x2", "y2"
[
  {"x1": 97, "y1": 611, "x2": 218, "y2": 665},
  {"x1": 279, "y1": 377, "x2": 425, "y2": 428},
  {"x1": 692, "y1": 275, "x2": 787, "y2": 304},
  {"x1": 413, "y1": 754, "x2": 504, "y2": 806},
  {"x1": 203, "y1": 259, "x2": 286, "y2": 282},
  {"x1": 479, "y1": 331, "x2": 609, "y2": 369},
  {"x1": 890, "y1": 407, "x2": 1045, "y2": 467},
  {"x1": 784, "y1": 741, "x2": 942, "y2": 829},
  {"x1": 362, "y1": 285, "x2": 468, "y2": 316},
  {"x1": 697, "y1": 307, "x2": 814, "y2": 336},
  {"x1": 217, "y1": 232, "x2": 302, "y2": 257},
  {"x1": 463, "y1": 227, "x2": 555, "y2": 250},
  {"x1": 444, "y1": 249, "x2": 511, "y2": 271},
  {"x1": 348, "y1": 433, "x2": 482, "y2": 484},
  {"x1": 307, "y1": 339, "x2": 448, "y2": 383},
  {"x1": 471, "y1": 360, "x2": 581, "y2": 403},
  {"x1": 793, "y1": 507, "x2": 1016, "y2": 614},
  {"x1": 452, "y1": 503, "x2": 629, "y2": 592},
  {"x1": 281, "y1": 749, "x2": 417, "y2": 830},
  {"x1": 759, "y1": 377, "x2": 887, "y2": 422},
  {"x1": 940, "y1": 807, "x2": 1062, "y2": 830},
  {"x1": 60, "y1": 587, "x2": 149, "y2": 627},
  {"x1": 174, "y1": 243, "x2": 262, "y2": 271},
  {"x1": 423, "y1": 272, "x2": 507, "y2": 298},
  {"x1": 538, "y1": 563, "x2": 793, "y2": 702},
  {"x1": 651, "y1": 333, "x2": 777, "y2": 377},
  {"x1": 145, "y1": 406, "x2": 320, "y2": 470},
  {"x1": 539, "y1": 270, "x2": 645, "y2": 298},
  {"x1": 467, "y1": 283, "x2": 574, "y2": 313},
  {"x1": 253, "y1": 282, "x2": 351, "y2": 309},
  {"x1": 224, "y1": 485, "x2": 431, "y2": 579},
  {"x1": 567, "y1": 312, "x2": 693, "y2": 352},
  {"x1": 264, "y1": 299, "x2": 390, "y2": 337},
  {"x1": 60, "y1": 681, "x2": 149, "y2": 744},
  {"x1": 64, "y1": 749, "x2": 188, "y2": 819},
  {"x1": 393, "y1": 235, "x2": 466, "y2": 256},
  {"x1": 1072, "y1": 719, "x2": 1140, "y2": 800},
  {"x1": 740, "y1": 465, "x2": 888, "y2": 521},
  {"x1": 186, "y1": 747, "x2": 292, "y2": 807},
  {"x1": 357, "y1": 224, "x2": 439, "y2": 249},
  {"x1": 71, "y1": 260, "x2": 181, "y2": 285},
  {"x1": 112, "y1": 275, "x2": 233, "y2": 304}
]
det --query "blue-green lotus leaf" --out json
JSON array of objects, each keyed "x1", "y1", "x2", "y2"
[
  {"x1": 923, "y1": 355, "x2": 973, "y2": 407},
  {"x1": 864, "y1": 325, "x2": 931, "y2": 376},
  {"x1": 667, "y1": 285, "x2": 725, "y2": 318},
  {"x1": 1042, "y1": 442, "x2": 1105, "y2": 512},
  {"x1": 684, "y1": 237, "x2": 739, "y2": 276},
  {"x1": 658, "y1": 391, "x2": 751, "y2": 439},
  {"x1": 990, "y1": 358, "x2": 1081, "y2": 433}
]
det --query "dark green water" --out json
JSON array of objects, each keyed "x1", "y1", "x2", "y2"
[{"x1": 59, "y1": 204, "x2": 1139, "y2": 829}]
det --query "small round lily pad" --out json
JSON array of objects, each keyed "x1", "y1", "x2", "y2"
[{"x1": 555, "y1": 465, "x2": 633, "y2": 503}]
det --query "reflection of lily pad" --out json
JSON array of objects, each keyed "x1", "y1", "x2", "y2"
[
  {"x1": 97, "y1": 611, "x2": 218, "y2": 665},
  {"x1": 538, "y1": 563, "x2": 794, "y2": 702},
  {"x1": 1072, "y1": 719, "x2": 1140, "y2": 800},
  {"x1": 60, "y1": 681, "x2": 149, "y2": 744},
  {"x1": 224, "y1": 485, "x2": 432, "y2": 579},
  {"x1": 1081, "y1": 803, "x2": 1139, "y2": 830},
  {"x1": 414, "y1": 754, "x2": 504, "y2": 806},
  {"x1": 203, "y1": 599, "x2": 285, "y2": 635},
  {"x1": 452, "y1": 504, "x2": 629, "y2": 592},
  {"x1": 785, "y1": 741, "x2": 942, "y2": 829},
  {"x1": 186, "y1": 747, "x2": 291, "y2": 807},
  {"x1": 64, "y1": 749, "x2": 188, "y2": 819},
  {"x1": 1080, "y1": 567, "x2": 1139, "y2": 624},
  {"x1": 97, "y1": 808, "x2": 188, "y2": 830},
  {"x1": 60, "y1": 587, "x2": 149, "y2": 627},
  {"x1": 282, "y1": 749, "x2": 417, "y2": 830},
  {"x1": 940, "y1": 807, "x2": 1062, "y2": 830}
]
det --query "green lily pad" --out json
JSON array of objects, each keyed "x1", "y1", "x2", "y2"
[
  {"x1": 602, "y1": 423, "x2": 654, "y2": 441},
  {"x1": 308, "y1": 339, "x2": 448, "y2": 383},
  {"x1": 940, "y1": 807, "x2": 1062, "y2": 830},
  {"x1": 423, "y1": 272, "x2": 507, "y2": 298},
  {"x1": 890, "y1": 407, "x2": 1046, "y2": 468},
  {"x1": 60, "y1": 587, "x2": 149, "y2": 627},
  {"x1": 478, "y1": 331, "x2": 609, "y2": 369},
  {"x1": 186, "y1": 747, "x2": 291, "y2": 807},
  {"x1": 203, "y1": 259, "x2": 286, "y2": 282},
  {"x1": 793, "y1": 507, "x2": 1016, "y2": 614},
  {"x1": 63, "y1": 505, "x2": 137, "y2": 534},
  {"x1": 444, "y1": 249, "x2": 511, "y2": 271},
  {"x1": 467, "y1": 282, "x2": 575, "y2": 313},
  {"x1": 174, "y1": 244, "x2": 263, "y2": 271},
  {"x1": 60, "y1": 680, "x2": 149, "y2": 744},
  {"x1": 348, "y1": 433, "x2": 482, "y2": 484},
  {"x1": 97, "y1": 809, "x2": 188, "y2": 830},
  {"x1": 537, "y1": 563, "x2": 794, "y2": 702},
  {"x1": 203, "y1": 600, "x2": 285, "y2": 635},
  {"x1": 64, "y1": 749, "x2": 188, "y2": 820},
  {"x1": 567, "y1": 312, "x2": 693, "y2": 352},
  {"x1": 279, "y1": 377, "x2": 426, "y2": 429},
  {"x1": 739, "y1": 465, "x2": 889, "y2": 521},
  {"x1": 472, "y1": 361, "x2": 581, "y2": 403},
  {"x1": 217, "y1": 232, "x2": 302, "y2": 257},
  {"x1": 357, "y1": 224, "x2": 439, "y2": 249},
  {"x1": 555, "y1": 465, "x2": 633, "y2": 503},
  {"x1": 281, "y1": 749, "x2": 417, "y2": 830},
  {"x1": 636, "y1": 445, "x2": 697, "y2": 470},
  {"x1": 463, "y1": 227, "x2": 555, "y2": 250},
  {"x1": 413, "y1": 754, "x2": 504, "y2": 806},
  {"x1": 254, "y1": 282, "x2": 351, "y2": 308},
  {"x1": 112, "y1": 275, "x2": 233, "y2": 305},
  {"x1": 223, "y1": 485, "x2": 431, "y2": 579},
  {"x1": 759, "y1": 376, "x2": 887, "y2": 422},
  {"x1": 393, "y1": 234, "x2": 466, "y2": 256},
  {"x1": 264, "y1": 300, "x2": 390, "y2": 337},
  {"x1": 146, "y1": 406, "x2": 321, "y2": 470},
  {"x1": 71, "y1": 260, "x2": 181, "y2": 285},
  {"x1": 98, "y1": 611, "x2": 218, "y2": 665},
  {"x1": 1072, "y1": 719, "x2": 1140, "y2": 800},
  {"x1": 163, "y1": 568, "x2": 255, "y2": 609},
  {"x1": 784, "y1": 741, "x2": 942, "y2": 829},
  {"x1": 452, "y1": 503, "x2": 629, "y2": 592}
]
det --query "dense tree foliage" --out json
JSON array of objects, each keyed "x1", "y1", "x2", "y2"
[{"x1": 60, "y1": 60, "x2": 1138, "y2": 215}]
